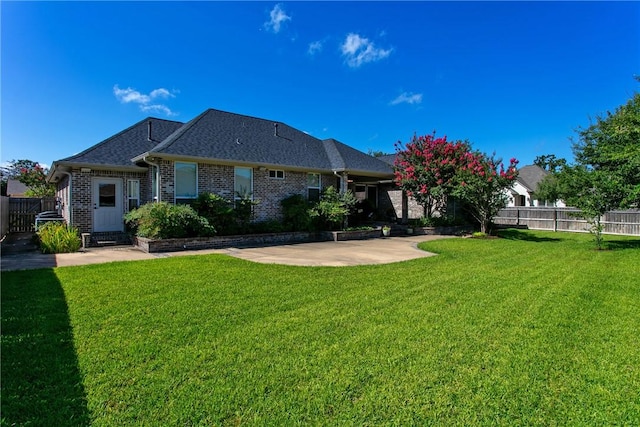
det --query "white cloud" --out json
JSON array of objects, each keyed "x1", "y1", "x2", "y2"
[
  {"x1": 341, "y1": 33, "x2": 392, "y2": 68},
  {"x1": 113, "y1": 85, "x2": 178, "y2": 116},
  {"x1": 390, "y1": 92, "x2": 423, "y2": 106},
  {"x1": 264, "y1": 3, "x2": 291, "y2": 34},
  {"x1": 308, "y1": 40, "x2": 323, "y2": 56}
]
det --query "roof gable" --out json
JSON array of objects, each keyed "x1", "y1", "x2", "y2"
[
  {"x1": 517, "y1": 164, "x2": 549, "y2": 191},
  {"x1": 324, "y1": 139, "x2": 393, "y2": 176},
  {"x1": 60, "y1": 117, "x2": 184, "y2": 167},
  {"x1": 143, "y1": 109, "x2": 336, "y2": 171}
]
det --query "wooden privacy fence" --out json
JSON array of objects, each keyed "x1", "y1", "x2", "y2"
[
  {"x1": 495, "y1": 207, "x2": 640, "y2": 236},
  {"x1": 1, "y1": 196, "x2": 9, "y2": 237},
  {"x1": 7, "y1": 197, "x2": 57, "y2": 233}
]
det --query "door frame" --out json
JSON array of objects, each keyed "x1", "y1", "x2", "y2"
[{"x1": 92, "y1": 177, "x2": 124, "y2": 232}]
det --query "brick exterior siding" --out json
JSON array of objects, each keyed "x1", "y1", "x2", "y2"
[{"x1": 62, "y1": 161, "x2": 396, "y2": 232}]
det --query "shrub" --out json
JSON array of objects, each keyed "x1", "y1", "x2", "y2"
[
  {"x1": 192, "y1": 193, "x2": 235, "y2": 235},
  {"x1": 124, "y1": 202, "x2": 215, "y2": 239},
  {"x1": 281, "y1": 194, "x2": 312, "y2": 231},
  {"x1": 36, "y1": 222, "x2": 81, "y2": 254},
  {"x1": 247, "y1": 220, "x2": 286, "y2": 234},
  {"x1": 308, "y1": 186, "x2": 357, "y2": 231}
]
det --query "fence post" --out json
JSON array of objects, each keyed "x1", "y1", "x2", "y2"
[
  {"x1": 554, "y1": 208, "x2": 558, "y2": 232},
  {"x1": 516, "y1": 208, "x2": 520, "y2": 227}
]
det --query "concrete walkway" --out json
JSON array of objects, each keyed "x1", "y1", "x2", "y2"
[{"x1": 1, "y1": 234, "x2": 451, "y2": 271}]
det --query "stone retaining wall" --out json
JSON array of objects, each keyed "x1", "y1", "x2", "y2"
[{"x1": 134, "y1": 228, "x2": 385, "y2": 253}]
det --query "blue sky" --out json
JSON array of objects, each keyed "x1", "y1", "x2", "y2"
[{"x1": 2, "y1": 1, "x2": 639, "y2": 171}]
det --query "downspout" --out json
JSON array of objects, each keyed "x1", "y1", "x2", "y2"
[
  {"x1": 141, "y1": 156, "x2": 161, "y2": 202},
  {"x1": 60, "y1": 171, "x2": 73, "y2": 226}
]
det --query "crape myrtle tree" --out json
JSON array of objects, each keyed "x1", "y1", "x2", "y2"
[
  {"x1": 393, "y1": 133, "x2": 472, "y2": 217},
  {"x1": 453, "y1": 152, "x2": 519, "y2": 234},
  {"x1": 1, "y1": 159, "x2": 56, "y2": 197},
  {"x1": 394, "y1": 133, "x2": 518, "y2": 233}
]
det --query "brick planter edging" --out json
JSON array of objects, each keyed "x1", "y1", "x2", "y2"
[
  {"x1": 134, "y1": 232, "x2": 325, "y2": 253},
  {"x1": 134, "y1": 228, "x2": 385, "y2": 253},
  {"x1": 323, "y1": 228, "x2": 382, "y2": 242},
  {"x1": 410, "y1": 225, "x2": 473, "y2": 235}
]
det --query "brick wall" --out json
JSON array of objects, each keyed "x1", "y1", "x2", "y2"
[{"x1": 64, "y1": 168, "x2": 148, "y2": 234}]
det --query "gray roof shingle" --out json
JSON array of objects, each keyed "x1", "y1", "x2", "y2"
[
  {"x1": 517, "y1": 164, "x2": 549, "y2": 191},
  {"x1": 142, "y1": 109, "x2": 335, "y2": 171},
  {"x1": 59, "y1": 117, "x2": 184, "y2": 167}
]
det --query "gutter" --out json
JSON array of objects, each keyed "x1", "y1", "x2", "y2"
[
  {"x1": 141, "y1": 156, "x2": 161, "y2": 202},
  {"x1": 60, "y1": 170, "x2": 73, "y2": 226}
]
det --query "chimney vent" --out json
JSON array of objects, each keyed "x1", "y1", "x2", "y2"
[
  {"x1": 274, "y1": 123, "x2": 278, "y2": 137},
  {"x1": 148, "y1": 120, "x2": 153, "y2": 142}
]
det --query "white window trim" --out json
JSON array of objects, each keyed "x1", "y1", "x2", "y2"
[
  {"x1": 269, "y1": 169, "x2": 285, "y2": 179},
  {"x1": 126, "y1": 179, "x2": 140, "y2": 211},
  {"x1": 174, "y1": 161, "x2": 198, "y2": 202}
]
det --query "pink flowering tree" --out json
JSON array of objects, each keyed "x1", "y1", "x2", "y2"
[
  {"x1": 393, "y1": 133, "x2": 472, "y2": 217},
  {"x1": 452, "y1": 152, "x2": 519, "y2": 233},
  {"x1": 4, "y1": 159, "x2": 55, "y2": 197}
]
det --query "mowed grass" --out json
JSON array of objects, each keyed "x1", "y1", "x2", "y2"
[{"x1": 2, "y1": 230, "x2": 639, "y2": 426}]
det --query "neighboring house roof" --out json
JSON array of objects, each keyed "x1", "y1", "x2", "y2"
[
  {"x1": 516, "y1": 164, "x2": 549, "y2": 192},
  {"x1": 6, "y1": 179, "x2": 29, "y2": 197},
  {"x1": 49, "y1": 108, "x2": 394, "y2": 181}
]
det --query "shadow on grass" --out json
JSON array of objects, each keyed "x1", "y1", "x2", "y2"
[
  {"x1": 496, "y1": 228, "x2": 564, "y2": 243},
  {"x1": 1, "y1": 269, "x2": 90, "y2": 426},
  {"x1": 604, "y1": 238, "x2": 640, "y2": 251}
]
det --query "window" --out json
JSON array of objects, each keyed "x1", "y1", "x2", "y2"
[
  {"x1": 175, "y1": 162, "x2": 197, "y2": 202},
  {"x1": 127, "y1": 180, "x2": 140, "y2": 211},
  {"x1": 151, "y1": 165, "x2": 158, "y2": 201},
  {"x1": 269, "y1": 169, "x2": 285, "y2": 179},
  {"x1": 234, "y1": 166, "x2": 253, "y2": 199},
  {"x1": 98, "y1": 183, "x2": 116, "y2": 207},
  {"x1": 307, "y1": 173, "x2": 321, "y2": 202}
]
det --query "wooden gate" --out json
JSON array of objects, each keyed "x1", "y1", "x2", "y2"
[{"x1": 8, "y1": 198, "x2": 57, "y2": 232}]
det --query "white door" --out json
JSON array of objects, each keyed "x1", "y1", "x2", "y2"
[{"x1": 93, "y1": 178, "x2": 124, "y2": 232}]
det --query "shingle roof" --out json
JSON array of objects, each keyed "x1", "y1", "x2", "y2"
[
  {"x1": 138, "y1": 109, "x2": 393, "y2": 177},
  {"x1": 138, "y1": 109, "x2": 332, "y2": 170},
  {"x1": 59, "y1": 117, "x2": 184, "y2": 167},
  {"x1": 517, "y1": 164, "x2": 549, "y2": 192},
  {"x1": 51, "y1": 108, "x2": 395, "y2": 179},
  {"x1": 324, "y1": 139, "x2": 393, "y2": 176}
]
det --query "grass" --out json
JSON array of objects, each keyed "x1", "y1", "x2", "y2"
[{"x1": 2, "y1": 229, "x2": 639, "y2": 425}]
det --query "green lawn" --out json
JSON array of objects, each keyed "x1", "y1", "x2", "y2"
[{"x1": 2, "y1": 229, "x2": 639, "y2": 426}]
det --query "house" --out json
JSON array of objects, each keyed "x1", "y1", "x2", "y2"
[
  {"x1": 507, "y1": 164, "x2": 566, "y2": 207},
  {"x1": 6, "y1": 179, "x2": 30, "y2": 197},
  {"x1": 48, "y1": 108, "x2": 402, "y2": 237}
]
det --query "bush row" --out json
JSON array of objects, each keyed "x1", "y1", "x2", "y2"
[{"x1": 124, "y1": 187, "x2": 361, "y2": 240}]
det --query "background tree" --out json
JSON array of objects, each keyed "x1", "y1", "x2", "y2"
[
  {"x1": 393, "y1": 133, "x2": 472, "y2": 217},
  {"x1": 536, "y1": 87, "x2": 639, "y2": 249},
  {"x1": 534, "y1": 154, "x2": 567, "y2": 173},
  {"x1": 452, "y1": 153, "x2": 519, "y2": 234},
  {"x1": 2, "y1": 159, "x2": 56, "y2": 197}
]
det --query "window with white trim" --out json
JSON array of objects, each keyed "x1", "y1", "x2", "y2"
[
  {"x1": 269, "y1": 169, "x2": 285, "y2": 179},
  {"x1": 127, "y1": 179, "x2": 140, "y2": 211},
  {"x1": 175, "y1": 162, "x2": 197, "y2": 203},
  {"x1": 307, "y1": 173, "x2": 321, "y2": 202},
  {"x1": 234, "y1": 166, "x2": 253, "y2": 199}
]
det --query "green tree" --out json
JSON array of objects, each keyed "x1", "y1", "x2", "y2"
[
  {"x1": 534, "y1": 154, "x2": 567, "y2": 173},
  {"x1": 538, "y1": 88, "x2": 639, "y2": 249}
]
